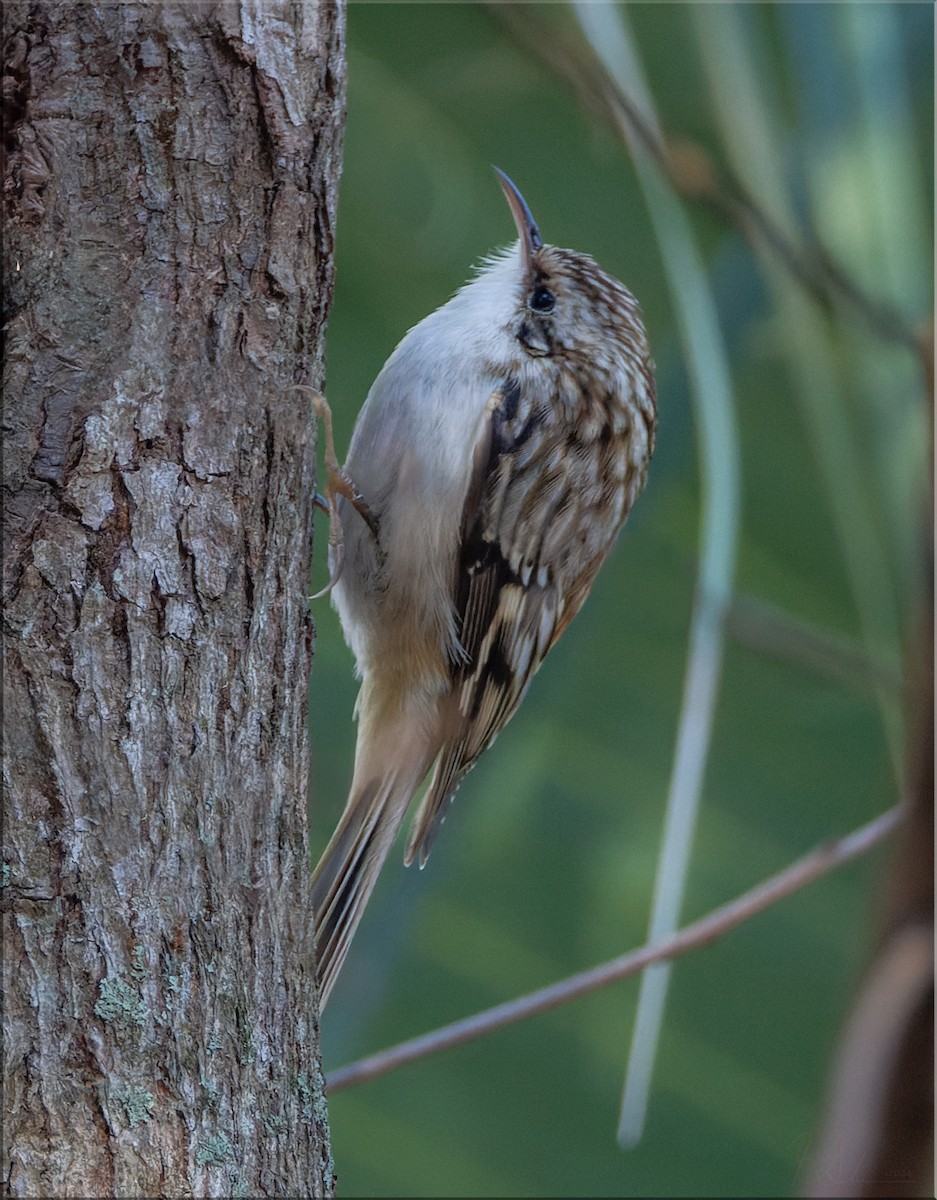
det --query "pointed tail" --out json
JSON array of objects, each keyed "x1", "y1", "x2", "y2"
[{"x1": 312, "y1": 686, "x2": 437, "y2": 1010}]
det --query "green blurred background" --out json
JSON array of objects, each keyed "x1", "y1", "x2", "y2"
[{"x1": 308, "y1": 4, "x2": 933, "y2": 1196}]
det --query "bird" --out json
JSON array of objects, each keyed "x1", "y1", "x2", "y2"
[{"x1": 311, "y1": 168, "x2": 656, "y2": 1010}]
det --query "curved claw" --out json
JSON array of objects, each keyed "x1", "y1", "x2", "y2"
[
  {"x1": 295, "y1": 384, "x2": 379, "y2": 600},
  {"x1": 310, "y1": 480, "x2": 347, "y2": 600},
  {"x1": 310, "y1": 538, "x2": 345, "y2": 600}
]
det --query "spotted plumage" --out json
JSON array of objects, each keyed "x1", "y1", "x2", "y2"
[{"x1": 312, "y1": 171, "x2": 656, "y2": 1008}]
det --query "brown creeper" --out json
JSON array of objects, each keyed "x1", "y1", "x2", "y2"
[{"x1": 312, "y1": 169, "x2": 656, "y2": 1009}]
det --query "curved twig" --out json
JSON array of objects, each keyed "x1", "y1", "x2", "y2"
[{"x1": 326, "y1": 805, "x2": 904, "y2": 1095}]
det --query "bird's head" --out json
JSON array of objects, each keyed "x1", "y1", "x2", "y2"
[{"x1": 492, "y1": 166, "x2": 646, "y2": 367}]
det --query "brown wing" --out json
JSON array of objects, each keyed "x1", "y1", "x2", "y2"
[{"x1": 404, "y1": 374, "x2": 621, "y2": 867}]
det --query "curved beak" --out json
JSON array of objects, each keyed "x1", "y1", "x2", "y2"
[{"x1": 493, "y1": 166, "x2": 542, "y2": 271}]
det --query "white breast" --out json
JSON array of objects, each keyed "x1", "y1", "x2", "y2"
[{"x1": 332, "y1": 245, "x2": 525, "y2": 686}]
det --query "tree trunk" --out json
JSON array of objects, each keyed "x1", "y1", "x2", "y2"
[{"x1": 2, "y1": 2, "x2": 342, "y2": 1193}]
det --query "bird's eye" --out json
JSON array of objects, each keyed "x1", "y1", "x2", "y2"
[{"x1": 528, "y1": 286, "x2": 556, "y2": 314}]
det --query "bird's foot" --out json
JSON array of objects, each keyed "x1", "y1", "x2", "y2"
[{"x1": 294, "y1": 386, "x2": 379, "y2": 599}]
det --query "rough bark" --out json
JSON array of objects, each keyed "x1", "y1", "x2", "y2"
[{"x1": 2, "y1": 2, "x2": 343, "y2": 1194}]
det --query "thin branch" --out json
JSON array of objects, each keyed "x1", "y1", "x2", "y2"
[{"x1": 326, "y1": 804, "x2": 905, "y2": 1095}]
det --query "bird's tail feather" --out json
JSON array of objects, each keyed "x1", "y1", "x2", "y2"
[{"x1": 312, "y1": 693, "x2": 437, "y2": 1010}]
